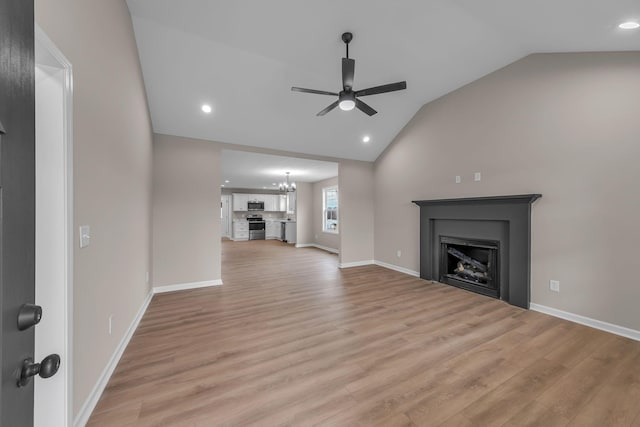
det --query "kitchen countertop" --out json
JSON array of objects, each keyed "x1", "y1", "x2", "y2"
[{"x1": 233, "y1": 218, "x2": 288, "y2": 222}]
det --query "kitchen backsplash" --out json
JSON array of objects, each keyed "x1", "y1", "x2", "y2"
[{"x1": 233, "y1": 212, "x2": 296, "y2": 221}]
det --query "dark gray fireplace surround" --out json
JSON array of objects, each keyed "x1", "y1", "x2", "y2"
[{"x1": 412, "y1": 195, "x2": 541, "y2": 309}]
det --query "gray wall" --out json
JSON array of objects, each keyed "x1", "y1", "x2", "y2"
[
  {"x1": 295, "y1": 182, "x2": 314, "y2": 245},
  {"x1": 312, "y1": 177, "x2": 340, "y2": 251},
  {"x1": 35, "y1": 0, "x2": 153, "y2": 415},
  {"x1": 340, "y1": 160, "x2": 375, "y2": 264},
  {"x1": 152, "y1": 134, "x2": 222, "y2": 287},
  {"x1": 374, "y1": 52, "x2": 640, "y2": 331}
]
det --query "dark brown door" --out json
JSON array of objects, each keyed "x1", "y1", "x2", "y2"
[{"x1": 0, "y1": 0, "x2": 37, "y2": 425}]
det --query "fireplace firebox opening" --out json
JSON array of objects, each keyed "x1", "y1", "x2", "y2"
[{"x1": 439, "y1": 236, "x2": 499, "y2": 299}]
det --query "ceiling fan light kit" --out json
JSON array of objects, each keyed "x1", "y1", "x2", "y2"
[
  {"x1": 339, "y1": 93, "x2": 356, "y2": 111},
  {"x1": 291, "y1": 32, "x2": 407, "y2": 117}
]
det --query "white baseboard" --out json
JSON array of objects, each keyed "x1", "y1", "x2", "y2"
[
  {"x1": 153, "y1": 279, "x2": 223, "y2": 294},
  {"x1": 74, "y1": 291, "x2": 153, "y2": 427},
  {"x1": 339, "y1": 260, "x2": 375, "y2": 268},
  {"x1": 374, "y1": 260, "x2": 420, "y2": 277},
  {"x1": 296, "y1": 243, "x2": 339, "y2": 254},
  {"x1": 314, "y1": 244, "x2": 339, "y2": 254},
  {"x1": 530, "y1": 303, "x2": 640, "y2": 342},
  {"x1": 339, "y1": 260, "x2": 421, "y2": 274}
]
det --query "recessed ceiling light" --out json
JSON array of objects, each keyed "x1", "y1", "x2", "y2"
[
  {"x1": 201, "y1": 104, "x2": 212, "y2": 113},
  {"x1": 619, "y1": 21, "x2": 640, "y2": 29},
  {"x1": 224, "y1": 180, "x2": 230, "y2": 183},
  {"x1": 272, "y1": 182, "x2": 277, "y2": 186},
  {"x1": 263, "y1": 187, "x2": 267, "y2": 189},
  {"x1": 363, "y1": 135, "x2": 371, "y2": 143},
  {"x1": 221, "y1": 184, "x2": 225, "y2": 187}
]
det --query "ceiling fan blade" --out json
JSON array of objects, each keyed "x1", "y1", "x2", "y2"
[
  {"x1": 291, "y1": 87, "x2": 339, "y2": 96},
  {"x1": 342, "y1": 58, "x2": 355, "y2": 90},
  {"x1": 355, "y1": 81, "x2": 407, "y2": 97},
  {"x1": 355, "y1": 99, "x2": 377, "y2": 116},
  {"x1": 317, "y1": 100, "x2": 340, "y2": 116}
]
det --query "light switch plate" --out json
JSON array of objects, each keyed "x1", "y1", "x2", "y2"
[
  {"x1": 474, "y1": 172, "x2": 481, "y2": 182},
  {"x1": 455, "y1": 176, "x2": 461, "y2": 184},
  {"x1": 79, "y1": 225, "x2": 91, "y2": 248},
  {"x1": 550, "y1": 280, "x2": 560, "y2": 292}
]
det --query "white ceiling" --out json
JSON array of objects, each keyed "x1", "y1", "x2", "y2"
[
  {"x1": 220, "y1": 150, "x2": 337, "y2": 190},
  {"x1": 127, "y1": 0, "x2": 640, "y2": 162}
]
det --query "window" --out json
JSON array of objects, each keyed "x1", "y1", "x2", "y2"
[{"x1": 323, "y1": 186, "x2": 338, "y2": 233}]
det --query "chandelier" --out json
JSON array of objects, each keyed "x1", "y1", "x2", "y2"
[{"x1": 279, "y1": 172, "x2": 296, "y2": 193}]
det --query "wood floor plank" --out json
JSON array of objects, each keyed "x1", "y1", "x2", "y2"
[
  {"x1": 459, "y1": 358, "x2": 567, "y2": 426},
  {"x1": 564, "y1": 343, "x2": 640, "y2": 426},
  {"x1": 535, "y1": 336, "x2": 638, "y2": 420},
  {"x1": 437, "y1": 413, "x2": 477, "y2": 427},
  {"x1": 499, "y1": 401, "x2": 571, "y2": 427},
  {"x1": 405, "y1": 357, "x2": 528, "y2": 426},
  {"x1": 87, "y1": 240, "x2": 639, "y2": 426}
]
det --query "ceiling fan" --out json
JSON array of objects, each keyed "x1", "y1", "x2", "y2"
[{"x1": 291, "y1": 32, "x2": 407, "y2": 117}]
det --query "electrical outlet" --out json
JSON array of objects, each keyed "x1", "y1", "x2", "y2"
[
  {"x1": 455, "y1": 176, "x2": 461, "y2": 184},
  {"x1": 108, "y1": 315, "x2": 113, "y2": 335},
  {"x1": 396, "y1": 250, "x2": 402, "y2": 258},
  {"x1": 474, "y1": 172, "x2": 481, "y2": 182},
  {"x1": 549, "y1": 280, "x2": 560, "y2": 292}
]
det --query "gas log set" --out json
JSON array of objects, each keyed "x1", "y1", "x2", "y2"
[
  {"x1": 438, "y1": 236, "x2": 499, "y2": 298},
  {"x1": 447, "y1": 247, "x2": 490, "y2": 284}
]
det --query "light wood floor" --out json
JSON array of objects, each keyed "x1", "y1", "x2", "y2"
[{"x1": 89, "y1": 240, "x2": 640, "y2": 426}]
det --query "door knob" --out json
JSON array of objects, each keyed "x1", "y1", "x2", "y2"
[
  {"x1": 17, "y1": 354, "x2": 60, "y2": 387},
  {"x1": 17, "y1": 303, "x2": 42, "y2": 330}
]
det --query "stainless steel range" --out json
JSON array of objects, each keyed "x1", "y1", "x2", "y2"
[{"x1": 247, "y1": 215, "x2": 265, "y2": 240}]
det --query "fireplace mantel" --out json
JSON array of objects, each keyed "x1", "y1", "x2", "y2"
[
  {"x1": 412, "y1": 194, "x2": 541, "y2": 308},
  {"x1": 412, "y1": 194, "x2": 541, "y2": 207}
]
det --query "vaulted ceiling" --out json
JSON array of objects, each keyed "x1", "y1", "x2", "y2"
[{"x1": 127, "y1": 0, "x2": 639, "y2": 162}]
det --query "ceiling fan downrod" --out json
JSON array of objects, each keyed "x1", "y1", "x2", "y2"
[{"x1": 342, "y1": 32, "x2": 353, "y2": 59}]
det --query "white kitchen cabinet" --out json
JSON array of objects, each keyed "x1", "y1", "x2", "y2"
[
  {"x1": 286, "y1": 192, "x2": 296, "y2": 214},
  {"x1": 232, "y1": 193, "x2": 249, "y2": 211},
  {"x1": 262, "y1": 195, "x2": 272, "y2": 212},
  {"x1": 266, "y1": 220, "x2": 280, "y2": 239},
  {"x1": 232, "y1": 221, "x2": 249, "y2": 240},
  {"x1": 272, "y1": 195, "x2": 285, "y2": 211},
  {"x1": 234, "y1": 192, "x2": 288, "y2": 212},
  {"x1": 263, "y1": 195, "x2": 278, "y2": 212}
]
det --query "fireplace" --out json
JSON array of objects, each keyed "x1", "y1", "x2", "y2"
[
  {"x1": 440, "y1": 236, "x2": 499, "y2": 298},
  {"x1": 413, "y1": 195, "x2": 541, "y2": 309}
]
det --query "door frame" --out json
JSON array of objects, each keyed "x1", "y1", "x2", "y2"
[{"x1": 34, "y1": 26, "x2": 73, "y2": 427}]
